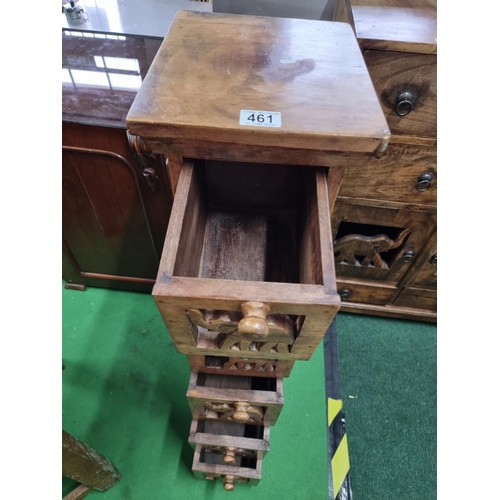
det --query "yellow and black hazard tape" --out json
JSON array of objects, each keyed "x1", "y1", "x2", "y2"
[{"x1": 324, "y1": 320, "x2": 353, "y2": 500}]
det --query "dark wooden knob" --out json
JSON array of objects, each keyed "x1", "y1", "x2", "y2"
[
  {"x1": 403, "y1": 250, "x2": 415, "y2": 262},
  {"x1": 430, "y1": 254, "x2": 437, "y2": 266},
  {"x1": 339, "y1": 289, "x2": 350, "y2": 301},
  {"x1": 416, "y1": 172, "x2": 434, "y2": 191},
  {"x1": 395, "y1": 90, "x2": 416, "y2": 116},
  {"x1": 238, "y1": 302, "x2": 270, "y2": 338}
]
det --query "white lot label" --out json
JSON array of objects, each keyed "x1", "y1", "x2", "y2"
[{"x1": 239, "y1": 110, "x2": 282, "y2": 128}]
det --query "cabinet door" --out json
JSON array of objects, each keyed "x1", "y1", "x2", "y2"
[
  {"x1": 62, "y1": 124, "x2": 172, "y2": 292},
  {"x1": 331, "y1": 200, "x2": 436, "y2": 287},
  {"x1": 62, "y1": 147, "x2": 159, "y2": 291},
  {"x1": 393, "y1": 229, "x2": 437, "y2": 311}
]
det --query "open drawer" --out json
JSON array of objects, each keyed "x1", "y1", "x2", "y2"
[
  {"x1": 186, "y1": 371, "x2": 284, "y2": 426},
  {"x1": 153, "y1": 160, "x2": 340, "y2": 361},
  {"x1": 188, "y1": 417, "x2": 271, "y2": 459}
]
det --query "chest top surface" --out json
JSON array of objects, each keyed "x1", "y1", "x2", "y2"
[{"x1": 127, "y1": 10, "x2": 389, "y2": 154}]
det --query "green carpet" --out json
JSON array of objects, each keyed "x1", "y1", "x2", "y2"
[
  {"x1": 336, "y1": 314, "x2": 437, "y2": 500},
  {"x1": 62, "y1": 284, "x2": 436, "y2": 499},
  {"x1": 62, "y1": 284, "x2": 328, "y2": 499}
]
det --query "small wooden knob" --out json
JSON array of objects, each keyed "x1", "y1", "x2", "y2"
[
  {"x1": 224, "y1": 475, "x2": 235, "y2": 491},
  {"x1": 238, "y1": 301, "x2": 270, "y2": 337},
  {"x1": 232, "y1": 402, "x2": 251, "y2": 423},
  {"x1": 224, "y1": 447, "x2": 236, "y2": 464}
]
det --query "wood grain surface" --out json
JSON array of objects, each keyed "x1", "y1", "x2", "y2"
[
  {"x1": 127, "y1": 10, "x2": 389, "y2": 154},
  {"x1": 353, "y1": 6, "x2": 437, "y2": 53}
]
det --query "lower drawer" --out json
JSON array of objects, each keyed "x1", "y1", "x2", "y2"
[
  {"x1": 336, "y1": 279, "x2": 397, "y2": 306},
  {"x1": 188, "y1": 418, "x2": 270, "y2": 462},
  {"x1": 192, "y1": 444, "x2": 262, "y2": 490},
  {"x1": 186, "y1": 371, "x2": 284, "y2": 426},
  {"x1": 336, "y1": 141, "x2": 437, "y2": 206},
  {"x1": 394, "y1": 287, "x2": 437, "y2": 311}
]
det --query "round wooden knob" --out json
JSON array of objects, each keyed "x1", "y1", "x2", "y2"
[
  {"x1": 238, "y1": 302, "x2": 270, "y2": 338},
  {"x1": 224, "y1": 447, "x2": 236, "y2": 464},
  {"x1": 224, "y1": 475, "x2": 235, "y2": 491},
  {"x1": 232, "y1": 402, "x2": 251, "y2": 423}
]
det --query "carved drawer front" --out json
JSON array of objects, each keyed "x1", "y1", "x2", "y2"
[
  {"x1": 188, "y1": 417, "x2": 270, "y2": 461},
  {"x1": 186, "y1": 372, "x2": 284, "y2": 426},
  {"x1": 192, "y1": 444, "x2": 263, "y2": 491},
  {"x1": 187, "y1": 354, "x2": 295, "y2": 378},
  {"x1": 331, "y1": 201, "x2": 436, "y2": 286},
  {"x1": 153, "y1": 160, "x2": 340, "y2": 361},
  {"x1": 363, "y1": 50, "x2": 436, "y2": 138},
  {"x1": 336, "y1": 142, "x2": 437, "y2": 206}
]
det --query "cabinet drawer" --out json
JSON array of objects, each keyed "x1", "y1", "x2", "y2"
[
  {"x1": 153, "y1": 160, "x2": 340, "y2": 361},
  {"x1": 192, "y1": 444, "x2": 262, "y2": 490},
  {"x1": 364, "y1": 50, "x2": 436, "y2": 138},
  {"x1": 188, "y1": 418, "x2": 270, "y2": 460},
  {"x1": 186, "y1": 372, "x2": 284, "y2": 426},
  {"x1": 336, "y1": 279, "x2": 397, "y2": 306},
  {"x1": 337, "y1": 142, "x2": 437, "y2": 205},
  {"x1": 394, "y1": 287, "x2": 437, "y2": 311}
]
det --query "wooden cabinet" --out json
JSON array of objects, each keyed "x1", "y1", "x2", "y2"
[
  {"x1": 62, "y1": 30, "x2": 173, "y2": 292},
  {"x1": 126, "y1": 11, "x2": 389, "y2": 489},
  {"x1": 332, "y1": 2, "x2": 437, "y2": 321}
]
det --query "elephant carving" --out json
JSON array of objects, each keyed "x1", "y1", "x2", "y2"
[{"x1": 334, "y1": 228, "x2": 411, "y2": 269}]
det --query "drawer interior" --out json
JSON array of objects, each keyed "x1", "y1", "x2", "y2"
[
  {"x1": 195, "y1": 372, "x2": 277, "y2": 393},
  {"x1": 193, "y1": 418, "x2": 265, "y2": 443},
  {"x1": 172, "y1": 160, "x2": 326, "y2": 287},
  {"x1": 199, "y1": 448, "x2": 258, "y2": 470}
]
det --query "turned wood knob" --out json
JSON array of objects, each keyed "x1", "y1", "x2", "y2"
[
  {"x1": 232, "y1": 402, "x2": 251, "y2": 423},
  {"x1": 238, "y1": 301, "x2": 270, "y2": 337},
  {"x1": 224, "y1": 447, "x2": 237, "y2": 465},
  {"x1": 224, "y1": 475, "x2": 235, "y2": 491}
]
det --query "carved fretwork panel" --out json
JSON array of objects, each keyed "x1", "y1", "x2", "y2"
[
  {"x1": 331, "y1": 200, "x2": 437, "y2": 285},
  {"x1": 186, "y1": 309, "x2": 296, "y2": 355},
  {"x1": 334, "y1": 228, "x2": 411, "y2": 269}
]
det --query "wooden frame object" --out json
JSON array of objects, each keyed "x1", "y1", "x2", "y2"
[{"x1": 62, "y1": 431, "x2": 121, "y2": 498}]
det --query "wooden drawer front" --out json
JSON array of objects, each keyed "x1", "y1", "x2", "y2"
[
  {"x1": 331, "y1": 201, "x2": 436, "y2": 285},
  {"x1": 153, "y1": 160, "x2": 340, "y2": 361},
  {"x1": 337, "y1": 142, "x2": 437, "y2": 205},
  {"x1": 394, "y1": 287, "x2": 437, "y2": 311},
  {"x1": 364, "y1": 50, "x2": 436, "y2": 138},
  {"x1": 188, "y1": 418, "x2": 270, "y2": 461},
  {"x1": 186, "y1": 372, "x2": 284, "y2": 426},
  {"x1": 192, "y1": 444, "x2": 262, "y2": 490},
  {"x1": 187, "y1": 355, "x2": 295, "y2": 379},
  {"x1": 337, "y1": 279, "x2": 397, "y2": 306}
]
